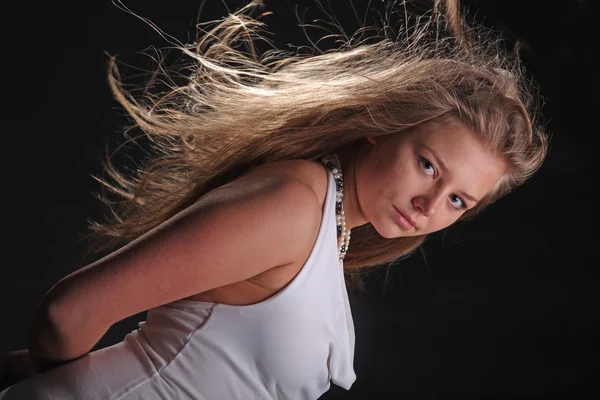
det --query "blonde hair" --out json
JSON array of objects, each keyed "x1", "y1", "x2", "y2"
[{"x1": 80, "y1": 0, "x2": 549, "y2": 302}]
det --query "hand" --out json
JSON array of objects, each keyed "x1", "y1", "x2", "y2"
[{"x1": 0, "y1": 349, "x2": 36, "y2": 391}]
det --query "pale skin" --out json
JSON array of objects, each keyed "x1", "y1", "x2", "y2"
[{"x1": 336, "y1": 120, "x2": 507, "y2": 238}]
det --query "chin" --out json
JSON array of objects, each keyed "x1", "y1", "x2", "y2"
[{"x1": 371, "y1": 223, "x2": 397, "y2": 239}]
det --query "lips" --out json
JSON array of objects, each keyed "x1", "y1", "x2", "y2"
[{"x1": 395, "y1": 206, "x2": 416, "y2": 228}]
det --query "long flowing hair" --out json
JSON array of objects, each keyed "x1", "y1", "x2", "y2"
[{"x1": 80, "y1": 0, "x2": 549, "y2": 301}]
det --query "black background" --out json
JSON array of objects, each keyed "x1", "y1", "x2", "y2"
[{"x1": 2, "y1": 0, "x2": 597, "y2": 398}]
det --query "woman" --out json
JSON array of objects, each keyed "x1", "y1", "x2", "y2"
[{"x1": 0, "y1": 0, "x2": 549, "y2": 398}]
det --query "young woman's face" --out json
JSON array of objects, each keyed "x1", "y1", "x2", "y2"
[{"x1": 346, "y1": 120, "x2": 506, "y2": 238}]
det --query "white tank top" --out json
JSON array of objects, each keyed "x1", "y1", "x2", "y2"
[{"x1": 0, "y1": 167, "x2": 356, "y2": 400}]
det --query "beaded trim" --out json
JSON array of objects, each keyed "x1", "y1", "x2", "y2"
[{"x1": 317, "y1": 154, "x2": 350, "y2": 264}]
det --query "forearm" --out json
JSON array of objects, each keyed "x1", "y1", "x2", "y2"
[{"x1": 26, "y1": 303, "x2": 108, "y2": 373}]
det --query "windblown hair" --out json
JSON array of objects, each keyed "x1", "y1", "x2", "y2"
[{"x1": 81, "y1": 0, "x2": 549, "y2": 300}]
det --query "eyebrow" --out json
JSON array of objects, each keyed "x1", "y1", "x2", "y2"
[{"x1": 422, "y1": 144, "x2": 480, "y2": 204}]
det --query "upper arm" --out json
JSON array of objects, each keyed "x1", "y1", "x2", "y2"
[{"x1": 46, "y1": 177, "x2": 321, "y2": 329}]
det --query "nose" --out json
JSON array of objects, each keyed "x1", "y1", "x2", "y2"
[{"x1": 413, "y1": 189, "x2": 445, "y2": 217}]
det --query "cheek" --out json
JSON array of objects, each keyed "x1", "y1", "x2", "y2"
[{"x1": 394, "y1": 165, "x2": 424, "y2": 195}]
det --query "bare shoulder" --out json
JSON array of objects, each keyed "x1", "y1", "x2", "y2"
[
  {"x1": 239, "y1": 159, "x2": 329, "y2": 212},
  {"x1": 193, "y1": 158, "x2": 327, "y2": 218}
]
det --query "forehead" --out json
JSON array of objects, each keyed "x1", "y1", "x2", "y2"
[
  {"x1": 409, "y1": 120, "x2": 477, "y2": 143},
  {"x1": 406, "y1": 121, "x2": 506, "y2": 194},
  {"x1": 404, "y1": 121, "x2": 490, "y2": 156}
]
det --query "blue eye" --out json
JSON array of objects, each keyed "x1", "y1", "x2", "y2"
[
  {"x1": 419, "y1": 157, "x2": 436, "y2": 177},
  {"x1": 420, "y1": 156, "x2": 467, "y2": 210},
  {"x1": 450, "y1": 194, "x2": 466, "y2": 210}
]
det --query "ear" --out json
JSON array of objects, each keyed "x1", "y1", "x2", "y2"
[{"x1": 367, "y1": 136, "x2": 376, "y2": 145}]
